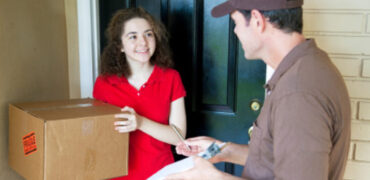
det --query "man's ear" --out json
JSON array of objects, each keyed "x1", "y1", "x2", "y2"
[{"x1": 250, "y1": 9, "x2": 266, "y2": 32}]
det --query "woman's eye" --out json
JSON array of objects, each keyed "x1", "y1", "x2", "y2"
[
  {"x1": 146, "y1": 33, "x2": 153, "y2": 37},
  {"x1": 129, "y1": 35, "x2": 136, "y2": 40}
]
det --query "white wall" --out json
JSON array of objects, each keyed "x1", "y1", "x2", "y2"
[{"x1": 0, "y1": 0, "x2": 70, "y2": 179}]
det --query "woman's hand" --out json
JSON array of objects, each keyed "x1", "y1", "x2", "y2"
[{"x1": 114, "y1": 106, "x2": 142, "y2": 133}]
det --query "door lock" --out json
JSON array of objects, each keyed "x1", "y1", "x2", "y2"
[{"x1": 250, "y1": 100, "x2": 261, "y2": 112}]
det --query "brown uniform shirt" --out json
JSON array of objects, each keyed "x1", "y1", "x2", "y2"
[{"x1": 242, "y1": 39, "x2": 351, "y2": 180}]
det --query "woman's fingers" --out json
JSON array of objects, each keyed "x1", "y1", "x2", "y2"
[
  {"x1": 115, "y1": 125, "x2": 136, "y2": 133},
  {"x1": 115, "y1": 113, "x2": 131, "y2": 119},
  {"x1": 114, "y1": 120, "x2": 131, "y2": 126},
  {"x1": 114, "y1": 120, "x2": 137, "y2": 132},
  {"x1": 121, "y1": 106, "x2": 135, "y2": 114},
  {"x1": 114, "y1": 110, "x2": 137, "y2": 133}
]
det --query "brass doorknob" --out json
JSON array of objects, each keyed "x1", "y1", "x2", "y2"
[
  {"x1": 248, "y1": 126, "x2": 253, "y2": 137},
  {"x1": 250, "y1": 100, "x2": 261, "y2": 111}
]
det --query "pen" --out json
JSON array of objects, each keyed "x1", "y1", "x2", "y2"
[{"x1": 170, "y1": 124, "x2": 191, "y2": 151}]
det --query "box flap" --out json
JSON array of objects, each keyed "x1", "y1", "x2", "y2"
[
  {"x1": 13, "y1": 99, "x2": 121, "y2": 121},
  {"x1": 14, "y1": 98, "x2": 100, "y2": 110}
]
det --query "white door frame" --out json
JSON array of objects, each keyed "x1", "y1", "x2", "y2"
[{"x1": 77, "y1": 0, "x2": 100, "y2": 98}]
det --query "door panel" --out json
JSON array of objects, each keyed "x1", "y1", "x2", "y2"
[
  {"x1": 202, "y1": 0, "x2": 230, "y2": 106},
  {"x1": 98, "y1": 0, "x2": 126, "y2": 52},
  {"x1": 135, "y1": 0, "x2": 162, "y2": 20},
  {"x1": 99, "y1": 0, "x2": 266, "y2": 176}
]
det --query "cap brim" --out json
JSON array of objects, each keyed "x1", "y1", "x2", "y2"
[{"x1": 211, "y1": 1, "x2": 236, "y2": 17}]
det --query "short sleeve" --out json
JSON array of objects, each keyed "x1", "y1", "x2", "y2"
[
  {"x1": 92, "y1": 76, "x2": 107, "y2": 102},
  {"x1": 170, "y1": 70, "x2": 186, "y2": 102},
  {"x1": 272, "y1": 92, "x2": 332, "y2": 180}
]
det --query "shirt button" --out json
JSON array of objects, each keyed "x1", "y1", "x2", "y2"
[{"x1": 137, "y1": 92, "x2": 140, "y2": 96}]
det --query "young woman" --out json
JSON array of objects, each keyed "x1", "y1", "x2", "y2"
[{"x1": 93, "y1": 7, "x2": 187, "y2": 180}]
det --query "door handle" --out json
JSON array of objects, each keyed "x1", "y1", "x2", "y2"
[{"x1": 250, "y1": 100, "x2": 261, "y2": 112}]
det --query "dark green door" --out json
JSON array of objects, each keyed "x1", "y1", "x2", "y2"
[{"x1": 99, "y1": 0, "x2": 266, "y2": 176}]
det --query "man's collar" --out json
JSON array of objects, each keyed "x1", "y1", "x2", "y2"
[{"x1": 264, "y1": 39, "x2": 316, "y2": 92}]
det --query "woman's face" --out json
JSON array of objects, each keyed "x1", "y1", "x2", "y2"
[{"x1": 121, "y1": 18, "x2": 156, "y2": 64}]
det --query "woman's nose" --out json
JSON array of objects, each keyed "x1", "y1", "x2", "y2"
[{"x1": 138, "y1": 36, "x2": 147, "y2": 46}]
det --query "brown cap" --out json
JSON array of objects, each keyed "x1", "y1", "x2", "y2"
[{"x1": 211, "y1": 0, "x2": 303, "y2": 17}]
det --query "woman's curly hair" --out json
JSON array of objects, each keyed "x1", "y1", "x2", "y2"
[{"x1": 100, "y1": 7, "x2": 173, "y2": 77}]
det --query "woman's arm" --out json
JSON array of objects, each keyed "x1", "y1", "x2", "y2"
[{"x1": 114, "y1": 97, "x2": 186, "y2": 145}]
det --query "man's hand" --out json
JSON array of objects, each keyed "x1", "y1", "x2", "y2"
[
  {"x1": 176, "y1": 136, "x2": 227, "y2": 163},
  {"x1": 164, "y1": 156, "x2": 222, "y2": 180}
]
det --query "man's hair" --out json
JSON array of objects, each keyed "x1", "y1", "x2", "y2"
[{"x1": 240, "y1": 7, "x2": 303, "y2": 33}]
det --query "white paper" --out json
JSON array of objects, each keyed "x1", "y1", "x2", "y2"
[{"x1": 147, "y1": 157, "x2": 194, "y2": 180}]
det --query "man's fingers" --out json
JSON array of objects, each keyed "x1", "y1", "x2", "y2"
[
  {"x1": 165, "y1": 168, "x2": 192, "y2": 180},
  {"x1": 183, "y1": 142, "x2": 207, "y2": 152},
  {"x1": 192, "y1": 156, "x2": 204, "y2": 163},
  {"x1": 176, "y1": 143, "x2": 201, "y2": 156}
]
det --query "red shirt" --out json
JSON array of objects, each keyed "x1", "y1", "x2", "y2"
[{"x1": 93, "y1": 65, "x2": 186, "y2": 180}]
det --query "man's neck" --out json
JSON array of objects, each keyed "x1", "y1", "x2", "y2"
[{"x1": 263, "y1": 31, "x2": 305, "y2": 70}]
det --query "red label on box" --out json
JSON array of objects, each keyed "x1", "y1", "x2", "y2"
[{"x1": 22, "y1": 131, "x2": 37, "y2": 156}]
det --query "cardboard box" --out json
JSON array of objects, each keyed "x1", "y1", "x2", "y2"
[{"x1": 8, "y1": 98, "x2": 129, "y2": 180}]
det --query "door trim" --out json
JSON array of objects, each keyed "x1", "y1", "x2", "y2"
[{"x1": 77, "y1": 0, "x2": 100, "y2": 98}]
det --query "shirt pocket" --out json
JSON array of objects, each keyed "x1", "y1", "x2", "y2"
[{"x1": 248, "y1": 123, "x2": 263, "y2": 160}]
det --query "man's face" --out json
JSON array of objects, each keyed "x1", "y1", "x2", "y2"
[{"x1": 231, "y1": 11, "x2": 261, "y2": 60}]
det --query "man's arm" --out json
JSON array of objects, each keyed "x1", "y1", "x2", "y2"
[
  {"x1": 273, "y1": 93, "x2": 332, "y2": 179},
  {"x1": 217, "y1": 142, "x2": 249, "y2": 165}
]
